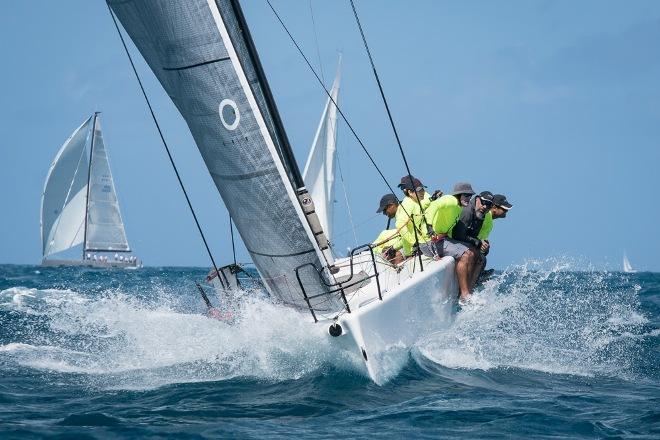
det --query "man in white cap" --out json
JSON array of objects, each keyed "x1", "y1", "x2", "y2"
[
  {"x1": 475, "y1": 194, "x2": 513, "y2": 281},
  {"x1": 478, "y1": 193, "x2": 512, "y2": 241}
]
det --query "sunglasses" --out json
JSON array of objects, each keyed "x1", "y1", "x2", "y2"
[{"x1": 480, "y1": 199, "x2": 493, "y2": 208}]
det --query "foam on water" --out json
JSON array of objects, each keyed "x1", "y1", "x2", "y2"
[
  {"x1": 1, "y1": 261, "x2": 653, "y2": 389},
  {"x1": 415, "y1": 258, "x2": 651, "y2": 379},
  {"x1": 0, "y1": 285, "x2": 362, "y2": 390}
]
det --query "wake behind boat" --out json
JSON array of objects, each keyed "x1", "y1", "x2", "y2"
[
  {"x1": 41, "y1": 113, "x2": 139, "y2": 269},
  {"x1": 108, "y1": 0, "x2": 457, "y2": 383}
]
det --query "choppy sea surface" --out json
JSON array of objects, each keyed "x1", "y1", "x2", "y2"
[{"x1": 0, "y1": 261, "x2": 658, "y2": 439}]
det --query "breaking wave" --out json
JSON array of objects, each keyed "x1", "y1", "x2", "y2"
[
  {"x1": 415, "y1": 258, "x2": 653, "y2": 379},
  {"x1": 1, "y1": 259, "x2": 654, "y2": 389},
  {"x1": 0, "y1": 284, "x2": 361, "y2": 390}
]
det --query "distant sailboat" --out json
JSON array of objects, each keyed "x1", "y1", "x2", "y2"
[
  {"x1": 623, "y1": 253, "x2": 636, "y2": 273},
  {"x1": 41, "y1": 113, "x2": 139, "y2": 268}
]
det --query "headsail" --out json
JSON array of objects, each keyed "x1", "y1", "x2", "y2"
[
  {"x1": 84, "y1": 114, "x2": 130, "y2": 252},
  {"x1": 109, "y1": 0, "x2": 342, "y2": 313},
  {"x1": 41, "y1": 117, "x2": 93, "y2": 258},
  {"x1": 303, "y1": 57, "x2": 341, "y2": 244}
]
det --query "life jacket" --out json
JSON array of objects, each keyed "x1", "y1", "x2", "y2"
[{"x1": 452, "y1": 197, "x2": 487, "y2": 247}]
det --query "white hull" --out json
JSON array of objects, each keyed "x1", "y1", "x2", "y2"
[
  {"x1": 209, "y1": 252, "x2": 458, "y2": 383},
  {"x1": 41, "y1": 258, "x2": 140, "y2": 269},
  {"x1": 322, "y1": 255, "x2": 458, "y2": 384},
  {"x1": 209, "y1": 253, "x2": 457, "y2": 384}
]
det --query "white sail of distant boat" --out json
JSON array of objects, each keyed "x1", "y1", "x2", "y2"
[
  {"x1": 623, "y1": 253, "x2": 637, "y2": 273},
  {"x1": 109, "y1": 0, "x2": 457, "y2": 384},
  {"x1": 41, "y1": 113, "x2": 137, "y2": 268},
  {"x1": 303, "y1": 56, "x2": 341, "y2": 245}
]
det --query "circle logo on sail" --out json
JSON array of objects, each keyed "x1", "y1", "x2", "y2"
[{"x1": 219, "y1": 99, "x2": 240, "y2": 131}]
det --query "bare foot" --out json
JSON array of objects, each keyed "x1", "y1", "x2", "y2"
[{"x1": 458, "y1": 293, "x2": 472, "y2": 307}]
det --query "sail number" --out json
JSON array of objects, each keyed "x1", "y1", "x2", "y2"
[{"x1": 219, "y1": 99, "x2": 240, "y2": 131}]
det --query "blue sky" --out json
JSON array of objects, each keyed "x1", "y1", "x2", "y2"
[{"x1": 1, "y1": 1, "x2": 659, "y2": 271}]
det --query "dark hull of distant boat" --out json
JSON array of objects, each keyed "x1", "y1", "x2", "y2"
[{"x1": 41, "y1": 259, "x2": 140, "y2": 269}]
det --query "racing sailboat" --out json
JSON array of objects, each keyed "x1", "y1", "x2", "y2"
[
  {"x1": 623, "y1": 253, "x2": 637, "y2": 273},
  {"x1": 41, "y1": 113, "x2": 139, "y2": 268},
  {"x1": 108, "y1": 0, "x2": 457, "y2": 384}
]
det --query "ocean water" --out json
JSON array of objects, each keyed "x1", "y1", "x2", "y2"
[{"x1": 0, "y1": 261, "x2": 658, "y2": 439}]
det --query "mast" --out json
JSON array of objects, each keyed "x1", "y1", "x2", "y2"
[
  {"x1": 225, "y1": 0, "x2": 335, "y2": 269},
  {"x1": 82, "y1": 112, "x2": 98, "y2": 260}
]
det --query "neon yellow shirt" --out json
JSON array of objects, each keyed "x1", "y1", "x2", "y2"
[
  {"x1": 372, "y1": 229, "x2": 403, "y2": 253},
  {"x1": 425, "y1": 194, "x2": 461, "y2": 235},
  {"x1": 421, "y1": 192, "x2": 431, "y2": 210},
  {"x1": 478, "y1": 211, "x2": 493, "y2": 240},
  {"x1": 395, "y1": 196, "x2": 430, "y2": 255}
]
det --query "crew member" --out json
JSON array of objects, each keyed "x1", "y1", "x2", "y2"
[
  {"x1": 474, "y1": 193, "x2": 513, "y2": 281},
  {"x1": 425, "y1": 182, "x2": 481, "y2": 302},
  {"x1": 478, "y1": 193, "x2": 512, "y2": 241},
  {"x1": 372, "y1": 193, "x2": 404, "y2": 264},
  {"x1": 395, "y1": 175, "x2": 434, "y2": 258},
  {"x1": 452, "y1": 191, "x2": 494, "y2": 291}
]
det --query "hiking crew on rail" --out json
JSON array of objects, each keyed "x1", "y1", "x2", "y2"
[{"x1": 372, "y1": 176, "x2": 512, "y2": 304}]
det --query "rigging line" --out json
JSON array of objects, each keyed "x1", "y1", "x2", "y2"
[
  {"x1": 106, "y1": 3, "x2": 224, "y2": 288},
  {"x1": 308, "y1": 0, "x2": 325, "y2": 85},
  {"x1": 332, "y1": 212, "x2": 380, "y2": 240},
  {"x1": 264, "y1": 0, "x2": 396, "y2": 199},
  {"x1": 82, "y1": 113, "x2": 97, "y2": 256},
  {"x1": 348, "y1": 0, "x2": 418, "y2": 197},
  {"x1": 229, "y1": 216, "x2": 237, "y2": 266},
  {"x1": 349, "y1": 0, "x2": 427, "y2": 270},
  {"x1": 266, "y1": 0, "x2": 424, "y2": 270}
]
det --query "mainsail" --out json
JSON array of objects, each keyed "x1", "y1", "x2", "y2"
[
  {"x1": 85, "y1": 116, "x2": 130, "y2": 252},
  {"x1": 303, "y1": 57, "x2": 341, "y2": 244},
  {"x1": 109, "y1": 0, "x2": 342, "y2": 313},
  {"x1": 41, "y1": 117, "x2": 93, "y2": 258}
]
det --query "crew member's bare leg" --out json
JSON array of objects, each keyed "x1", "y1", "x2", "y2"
[
  {"x1": 456, "y1": 249, "x2": 475, "y2": 300},
  {"x1": 469, "y1": 254, "x2": 486, "y2": 290}
]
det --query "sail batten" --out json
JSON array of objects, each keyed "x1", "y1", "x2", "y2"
[{"x1": 109, "y1": 0, "x2": 341, "y2": 312}]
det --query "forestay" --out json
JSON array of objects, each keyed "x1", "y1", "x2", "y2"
[
  {"x1": 41, "y1": 117, "x2": 93, "y2": 258},
  {"x1": 85, "y1": 116, "x2": 130, "y2": 252},
  {"x1": 109, "y1": 0, "x2": 343, "y2": 313},
  {"x1": 303, "y1": 58, "x2": 341, "y2": 244}
]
